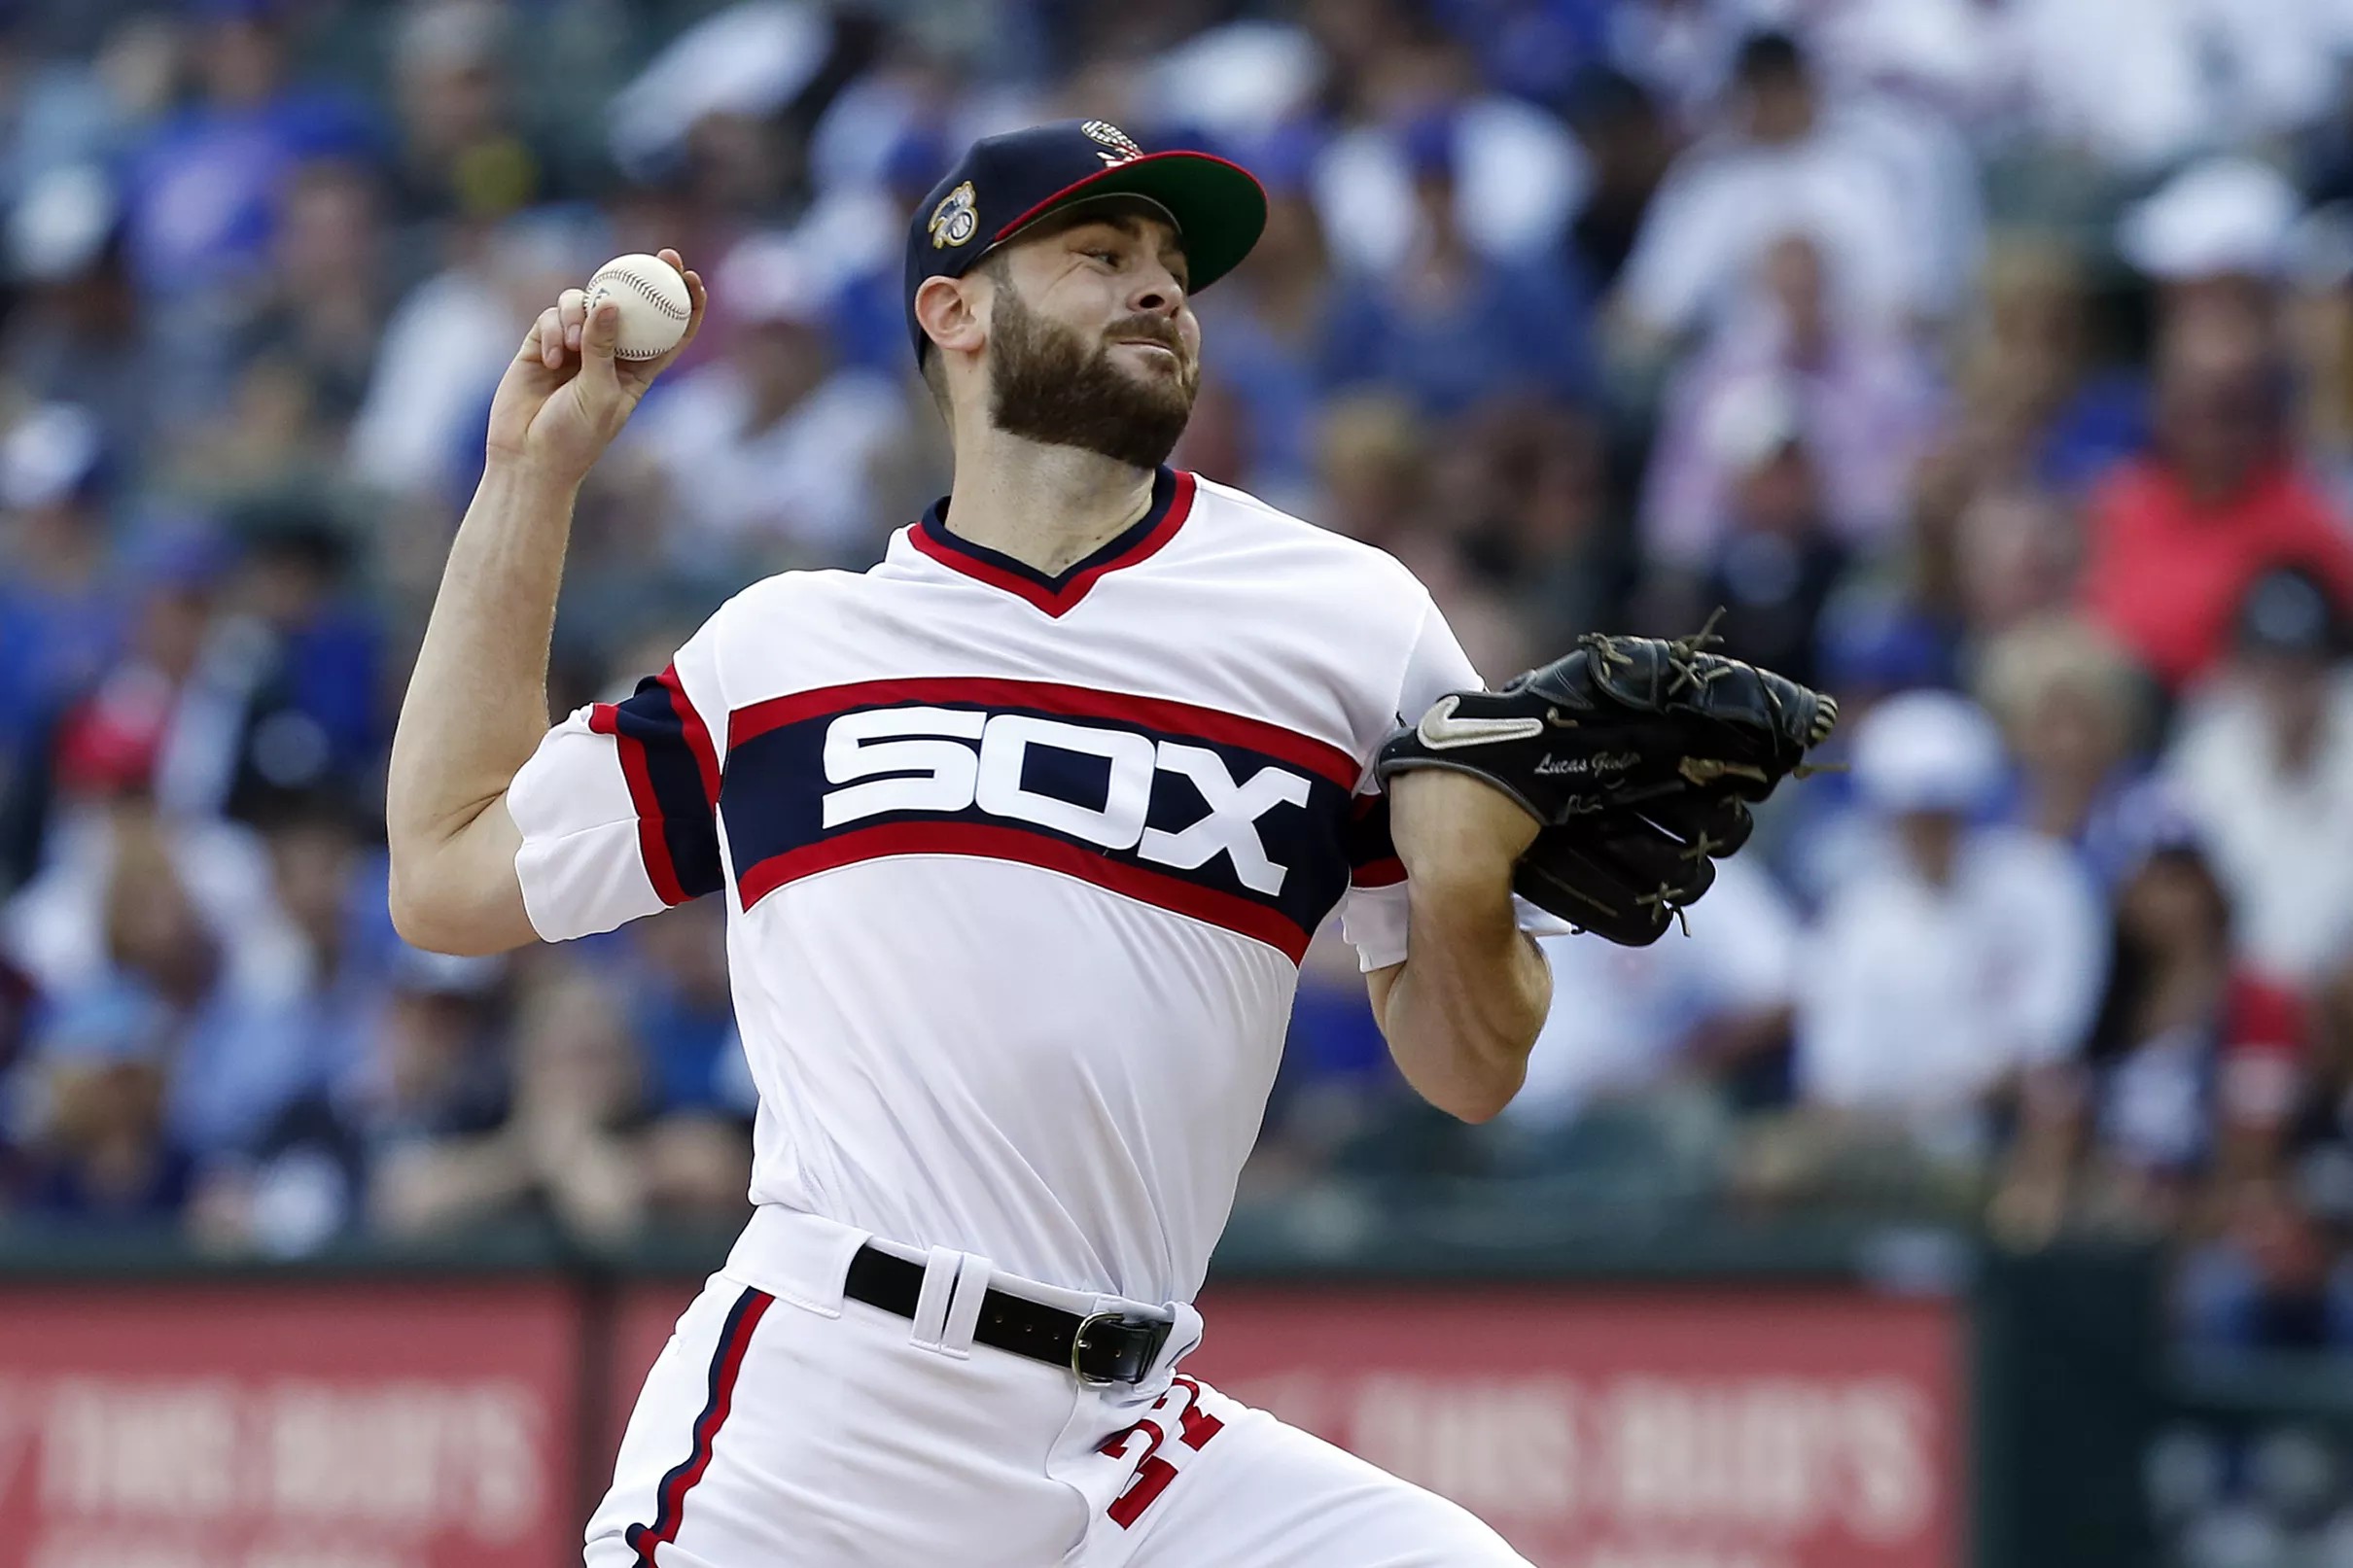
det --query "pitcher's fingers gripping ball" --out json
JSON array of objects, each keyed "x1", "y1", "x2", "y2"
[
  {"x1": 584, "y1": 252, "x2": 693, "y2": 361},
  {"x1": 1377, "y1": 618, "x2": 1840, "y2": 945}
]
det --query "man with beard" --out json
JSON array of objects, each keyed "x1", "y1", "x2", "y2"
[{"x1": 386, "y1": 121, "x2": 1550, "y2": 1566}]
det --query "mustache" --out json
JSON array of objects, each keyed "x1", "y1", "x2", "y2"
[{"x1": 1103, "y1": 316, "x2": 1186, "y2": 358}]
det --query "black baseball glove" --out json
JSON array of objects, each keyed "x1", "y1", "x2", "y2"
[{"x1": 1374, "y1": 626, "x2": 1838, "y2": 945}]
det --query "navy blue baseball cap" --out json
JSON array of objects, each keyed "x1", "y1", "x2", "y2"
[{"x1": 904, "y1": 119, "x2": 1267, "y2": 363}]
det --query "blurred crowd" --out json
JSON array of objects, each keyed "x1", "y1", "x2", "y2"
[{"x1": 5, "y1": 0, "x2": 2353, "y2": 1360}]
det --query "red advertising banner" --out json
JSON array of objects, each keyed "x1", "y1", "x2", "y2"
[
  {"x1": 606, "y1": 1278, "x2": 1960, "y2": 1568},
  {"x1": 0, "y1": 1279, "x2": 582, "y2": 1568},
  {"x1": 1191, "y1": 1285, "x2": 1962, "y2": 1568},
  {"x1": 605, "y1": 1283, "x2": 701, "y2": 1469}
]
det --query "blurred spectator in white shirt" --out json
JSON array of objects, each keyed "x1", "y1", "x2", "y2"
[
  {"x1": 346, "y1": 207, "x2": 608, "y2": 504},
  {"x1": 1641, "y1": 232, "x2": 1943, "y2": 569},
  {"x1": 1991, "y1": 0, "x2": 2349, "y2": 176},
  {"x1": 1613, "y1": 29, "x2": 1924, "y2": 349},
  {"x1": 1795, "y1": 3, "x2": 1990, "y2": 323},
  {"x1": 1767, "y1": 691, "x2": 2106, "y2": 1199},
  {"x1": 1501, "y1": 856, "x2": 1798, "y2": 1185},
  {"x1": 2165, "y1": 566, "x2": 2353, "y2": 986},
  {"x1": 629, "y1": 232, "x2": 910, "y2": 571}
]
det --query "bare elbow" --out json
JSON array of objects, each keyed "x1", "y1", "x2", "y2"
[
  {"x1": 1442, "y1": 1082, "x2": 1518, "y2": 1126},
  {"x1": 387, "y1": 860, "x2": 496, "y2": 957},
  {"x1": 387, "y1": 877, "x2": 459, "y2": 955},
  {"x1": 1417, "y1": 1051, "x2": 1527, "y2": 1125}
]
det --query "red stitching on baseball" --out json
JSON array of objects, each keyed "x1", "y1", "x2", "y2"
[{"x1": 592, "y1": 267, "x2": 690, "y2": 321}]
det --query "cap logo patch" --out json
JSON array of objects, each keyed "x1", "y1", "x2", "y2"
[
  {"x1": 1082, "y1": 121, "x2": 1144, "y2": 166},
  {"x1": 929, "y1": 181, "x2": 978, "y2": 249}
]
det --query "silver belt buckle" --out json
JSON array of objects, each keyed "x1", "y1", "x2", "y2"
[{"x1": 1071, "y1": 1310, "x2": 1124, "y2": 1387}]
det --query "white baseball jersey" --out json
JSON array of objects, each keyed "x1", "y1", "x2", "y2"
[{"x1": 509, "y1": 467, "x2": 1553, "y2": 1307}]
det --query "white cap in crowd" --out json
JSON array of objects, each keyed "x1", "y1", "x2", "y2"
[
  {"x1": 2118, "y1": 156, "x2": 2301, "y2": 282},
  {"x1": 1851, "y1": 688, "x2": 2006, "y2": 817},
  {"x1": 607, "y1": 0, "x2": 830, "y2": 180}
]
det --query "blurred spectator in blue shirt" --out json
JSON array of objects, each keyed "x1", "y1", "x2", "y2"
[
  {"x1": 794, "y1": 118, "x2": 952, "y2": 376},
  {"x1": 1638, "y1": 371, "x2": 1848, "y2": 688},
  {"x1": 201, "y1": 511, "x2": 385, "y2": 825},
  {"x1": 1427, "y1": 0, "x2": 1611, "y2": 111},
  {"x1": 1321, "y1": 109, "x2": 1595, "y2": 419},
  {"x1": 1950, "y1": 240, "x2": 2145, "y2": 499},
  {"x1": 373, "y1": 960, "x2": 746, "y2": 1242},
  {"x1": 122, "y1": 1, "x2": 377, "y2": 438},
  {"x1": 121, "y1": 0, "x2": 375, "y2": 303},
  {"x1": 2180, "y1": 1174, "x2": 2353, "y2": 1352},
  {"x1": 226, "y1": 159, "x2": 393, "y2": 454},
  {"x1": 18, "y1": 983, "x2": 194, "y2": 1228},
  {"x1": 624, "y1": 898, "x2": 739, "y2": 1121},
  {"x1": 1307, "y1": 23, "x2": 1589, "y2": 283},
  {"x1": 618, "y1": 898, "x2": 760, "y2": 1222},
  {"x1": 15, "y1": 810, "x2": 228, "y2": 1227},
  {"x1": 170, "y1": 792, "x2": 393, "y2": 1164},
  {"x1": 1188, "y1": 128, "x2": 1333, "y2": 508},
  {"x1": 1249, "y1": 930, "x2": 1404, "y2": 1198},
  {"x1": 1, "y1": 168, "x2": 160, "y2": 461},
  {"x1": 1561, "y1": 66, "x2": 1675, "y2": 293},
  {"x1": 346, "y1": 947, "x2": 511, "y2": 1235}
]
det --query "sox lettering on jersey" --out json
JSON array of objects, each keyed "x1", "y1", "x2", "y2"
[
  {"x1": 718, "y1": 678, "x2": 1370, "y2": 961},
  {"x1": 822, "y1": 710, "x2": 1313, "y2": 894}
]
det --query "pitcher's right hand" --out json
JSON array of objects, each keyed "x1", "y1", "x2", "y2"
[{"x1": 484, "y1": 246, "x2": 706, "y2": 487}]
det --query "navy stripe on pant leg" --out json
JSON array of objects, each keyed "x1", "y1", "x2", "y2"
[{"x1": 626, "y1": 1287, "x2": 774, "y2": 1566}]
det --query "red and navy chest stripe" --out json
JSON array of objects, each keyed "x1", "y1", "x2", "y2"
[{"x1": 717, "y1": 678, "x2": 1363, "y2": 961}]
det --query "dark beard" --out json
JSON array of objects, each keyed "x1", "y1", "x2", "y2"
[{"x1": 986, "y1": 285, "x2": 1198, "y2": 470}]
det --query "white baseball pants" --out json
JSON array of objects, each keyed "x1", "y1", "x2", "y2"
[{"x1": 585, "y1": 1205, "x2": 1528, "y2": 1567}]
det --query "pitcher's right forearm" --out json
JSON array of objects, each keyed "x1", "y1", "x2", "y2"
[{"x1": 386, "y1": 457, "x2": 579, "y2": 935}]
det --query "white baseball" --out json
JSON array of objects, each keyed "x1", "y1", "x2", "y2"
[{"x1": 583, "y1": 253, "x2": 691, "y2": 361}]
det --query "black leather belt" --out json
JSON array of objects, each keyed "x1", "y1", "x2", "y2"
[{"x1": 842, "y1": 1243, "x2": 1172, "y2": 1386}]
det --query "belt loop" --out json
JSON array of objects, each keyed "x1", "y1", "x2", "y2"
[
  {"x1": 939, "y1": 1255, "x2": 993, "y2": 1356},
  {"x1": 1152, "y1": 1303, "x2": 1204, "y2": 1382},
  {"x1": 908, "y1": 1246, "x2": 961, "y2": 1349}
]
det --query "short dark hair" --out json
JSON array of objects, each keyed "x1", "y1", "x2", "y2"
[{"x1": 1734, "y1": 29, "x2": 1808, "y2": 87}]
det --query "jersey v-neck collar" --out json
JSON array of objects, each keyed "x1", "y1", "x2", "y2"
[{"x1": 907, "y1": 466, "x2": 1195, "y2": 618}]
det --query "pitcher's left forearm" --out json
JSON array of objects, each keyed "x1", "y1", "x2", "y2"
[{"x1": 1368, "y1": 864, "x2": 1552, "y2": 1123}]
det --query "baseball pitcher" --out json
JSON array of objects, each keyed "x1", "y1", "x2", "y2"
[{"x1": 386, "y1": 121, "x2": 1833, "y2": 1568}]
